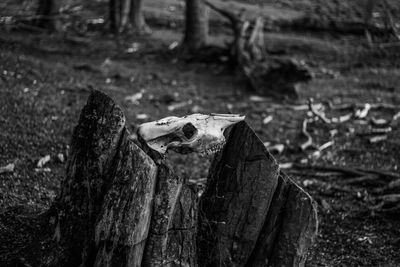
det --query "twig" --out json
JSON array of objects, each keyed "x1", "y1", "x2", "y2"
[
  {"x1": 368, "y1": 135, "x2": 387, "y2": 144},
  {"x1": 357, "y1": 127, "x2": 392, "y2": 136},
  {"x1": 247, "y1": 17, "x2": 265, "y2": 61},
  {"x1": 294, "y1": 164, "x2": 365, "y2": 177},
  {"x1": 340, "y1": 175, "x2": 382, "y2": 185},
  {"x1": 308, "y1": 98, "x2": 331, "y2": 124},
  {"x1": 293, "y1": 164, "x2": 400, "y2": 180},
  {"x1": 300, "y1": 118, "x2": 315, "y2": 151},
  {"x1": 354, "y1": 103, "x2": 371, "y2": 119},
  {"x1": 318, "y1": 140, "x2": 334, "y2": 151},
  {"x1": 15, "y1": 22, "x2": 50, "y2": 33},
  {"x1": 204, "y1": 0, "x2": 242, "y2": 25},
  {"x1": 301, "y1": 179, "x2": 354, "y2": 193}
]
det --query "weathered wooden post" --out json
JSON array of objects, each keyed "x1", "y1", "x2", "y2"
[{"x1": 198, "y1": 122, "x2": 317, "y2": 267}]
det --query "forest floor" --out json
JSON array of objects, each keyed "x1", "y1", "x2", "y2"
[{"x1": 1, "y1": 0, "x2": 400, "y2": 266}]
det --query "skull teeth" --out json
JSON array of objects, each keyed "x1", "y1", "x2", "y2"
[{"x1": 200, "y1": 142, "x2": 226, "y2": 157}]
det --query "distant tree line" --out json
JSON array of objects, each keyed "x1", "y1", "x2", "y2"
[{"x1": 35, "y1": 0, "x2": 209, "y2": 52}]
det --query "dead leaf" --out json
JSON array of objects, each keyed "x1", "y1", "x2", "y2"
[
  {"x1": 263, "y1": 141, "x2": 271, "y2": 147},
  {"x1": 126, "y1": 42, "x2": 140, "y2": 53},
  {"x1": 125, "y1": 90, "x2": 144, "y2": 104},
  {"x1": 169, "y1": 41, "x2": 179, "y2": 50},
  {"x1": 355, "y1": 103, "x2": 371, "y2": 119},
  {"x1": 357, "y1": 236, "x2": 373, "y2": 244},
  {"x1": 369, "y1": 135, "x2": 387, "y2": 143},
  {"x1": 37, "y1": 155, "x2": 51, "y2": 168},
  {"x1": 136, "y1": 114, "x2": 149, "y2": 120},
  {"x1": 57, "y1": 153, "x2": 65, "y2": 163},
  {"x1": 320, "y1": 199, "x2": 332, "y2": 212},
  {"x1": 303, "y1": 179, "x2": 314, "y2": 187},
  {"x1": 279, "y1": 162, "x2": 293, "y2": 169},
  {"x1": 34, "y1": 167, "x2": 51, "y2": 172},
  {"x1": 371, "y1": 117, "x2": 389, "y2": 127},
  {"x1": 249, "y1": 95, "x2": 268, "y2": 102},
  {"x1": 0, "y1": 163, "x2": 15, "y2": 174},
  {"x1": 262, "y1": 115, "x2": 273, "y2": 125},
  {"x1": 167, "y1": 100, "x2": 193, "y2": 111}
]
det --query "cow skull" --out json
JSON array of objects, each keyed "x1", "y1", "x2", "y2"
[{"x1": 137, "y1": 113, "x2": 245, "y2": 156}]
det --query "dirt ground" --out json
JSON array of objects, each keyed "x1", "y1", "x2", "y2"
[{"x1": 1, "y1": 0, "x2": 400, "y2": 266}]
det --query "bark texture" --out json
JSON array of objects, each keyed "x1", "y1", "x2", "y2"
[
  {"x1": 109, "y1": 0, "x2": 149, "y2": 33},
  {"x1": 94, "y1": 139, "x2": 158, "y2": 267},
  {"x1": 142, "y1": 164, "x2": 198, "y2": 267},
  {"x1": 130, "y1": 0, "x2": 147, "y2": 32},
  {"x1": 51, "y1": 90, "x2": 196, "y2": 267},
  {"x1": 50, "y1": 90, "x2": 127, "y2": 266},
  {"x1": 198, "y1": 122, "x2": 318, "y2": 267}
]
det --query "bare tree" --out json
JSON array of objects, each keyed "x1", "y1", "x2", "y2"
[{"x1": 183, "y1": 0, "x2": 209, "y2": 51}]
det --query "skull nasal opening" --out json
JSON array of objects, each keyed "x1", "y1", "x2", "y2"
[{"x1": 182, "y1": 122, "x2": 197, "y2": 139}]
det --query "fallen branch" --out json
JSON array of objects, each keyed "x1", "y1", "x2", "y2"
[
  {"x1": 327, "y1": 102, "x2": 397, "y2": 111},
  {"x1": 374, "y1": 179, "x2": 400, "y2": 193},
  {"x1": 340, "y1": 175, "x2": 382, "y2": 186},
  {"x1": 370, "y1": 194, "x2": 400, "y2": 213},
  {"x1": 293, "y1": 164, "x2": 400, "y2": 180},
  {"x1": 311, "y1": 140, "x2": 334, "y2": 158}
]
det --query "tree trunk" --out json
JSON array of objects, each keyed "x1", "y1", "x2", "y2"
[
  {"x1": 35, "y1": 0, "x2": 62, "y2": 31},
  {"x1": 119, "y1": 0, "x2": 131, "y2": 32},
  {"x1": 109, "y1": 0, "x2": 149, "y2": 33},
  {"x1": 109, "y1": 0, "x2": 118, "y2": 31},
  {"x1": 0, "y1": 90, "x2": 317, "y2": 267},
  {"x1": 183, "y1": 0, "x2": 209, "y2": 51},
  {"x1": 130, "y1": 0, "x2": 148, "y2": 33}
]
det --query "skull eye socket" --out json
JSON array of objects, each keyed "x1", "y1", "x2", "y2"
[{"x1": 182, "y1": 122, "x2": 197, "y2": 139}]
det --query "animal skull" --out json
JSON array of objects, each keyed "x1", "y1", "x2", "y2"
[{"x1": 137, "y1": 113, "x2": 245, "y2": 156}]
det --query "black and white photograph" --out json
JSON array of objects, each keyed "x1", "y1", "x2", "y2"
[{"x1": 0, "y1": 0, "x2": 399, "y2": 266}]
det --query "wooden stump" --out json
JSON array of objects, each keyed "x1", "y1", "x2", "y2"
[
  {"x1": 198, "y1": 122, "x2": 317, "y2": 267},
  {"x1": 0, "y1": 90, "x2": 317, "y2": 267}
]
